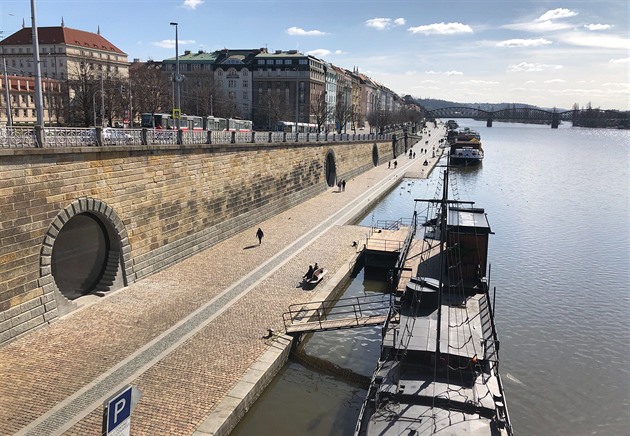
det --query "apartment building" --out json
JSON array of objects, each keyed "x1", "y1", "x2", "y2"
[{"x1": 0, "y1": 23, "x2": 128, "y2": 125}]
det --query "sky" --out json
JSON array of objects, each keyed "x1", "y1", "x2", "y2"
[{"x1": 1, "y1": 0, "x2": 629, "y2": 110}]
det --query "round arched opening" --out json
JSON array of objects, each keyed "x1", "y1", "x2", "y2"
[
  {"x1": 51, "y1": 213, "x2": 110, "y2": 299},
  {"x1": 325, "y1": 150, "x2": 337, "y2": 187},
  {"x1": 372, "y1": 143, "x2": 379, "y2": 166}
]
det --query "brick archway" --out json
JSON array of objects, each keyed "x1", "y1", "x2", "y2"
[{"x1": 38, "y1": 197, "x2": 134, "y2": 316}]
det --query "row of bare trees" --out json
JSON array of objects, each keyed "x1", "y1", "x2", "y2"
[{"x1": 44, "y1": 63, "x2": 423, "y2": 129}]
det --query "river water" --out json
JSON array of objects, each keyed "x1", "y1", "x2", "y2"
[{"x1": 232, "y1": 120, "x2": 630, "y2": 436}]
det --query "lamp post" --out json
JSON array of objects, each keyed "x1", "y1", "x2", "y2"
[
  {"x1": 294, "y1": 67, "x2": 299, "y2": 135},
  {"x1": 170, "y1": 22, "x2": 181, "y2": 134},
  {"x1": 30, "y1": 0, "x2": 44, "y2": 127}
]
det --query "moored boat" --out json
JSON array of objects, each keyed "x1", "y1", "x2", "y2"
[{"x1": 354, "y1": 166, "x2": 512, "y2": 436}]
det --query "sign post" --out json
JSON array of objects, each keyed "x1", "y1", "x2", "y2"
[{"x1": 102, "y1": 385, "x2": 141, "y2": 436}]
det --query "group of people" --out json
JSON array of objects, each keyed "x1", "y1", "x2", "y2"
[
  {"x1": 303, "y1": 263, "x2": 320, "y2": 281},
  {"x1": 337, "y1": 179, "x2": 346, "y2": 192}
]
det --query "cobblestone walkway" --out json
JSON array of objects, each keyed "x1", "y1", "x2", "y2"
[{"x1": 0, "y1": 128, "x2": 445, "y2": 436}]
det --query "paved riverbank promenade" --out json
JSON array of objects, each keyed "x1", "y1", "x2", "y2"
[{"x1": 0, "y1": 127, "x2": 445, "y2": 436}]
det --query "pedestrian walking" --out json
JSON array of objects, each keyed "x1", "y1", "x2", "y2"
[
  {"x1": 256, "y1": 227, "x2": 264, "y2": 244},
  {"x1": 388, "y1": 161, "x2": 391, "y2": 169},
  {"x1": 342, "y1": 180, "x2": 346, "y2": 191}
]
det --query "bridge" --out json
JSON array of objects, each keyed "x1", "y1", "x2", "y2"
[{"x1": 425, "y1": 106, "x2": 629, "y2": 129}]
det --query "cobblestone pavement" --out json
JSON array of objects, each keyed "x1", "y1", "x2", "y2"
[{"x1": 0, "y1": 127, "x2": 446, "y2": 436}]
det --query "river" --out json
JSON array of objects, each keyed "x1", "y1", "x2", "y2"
[{"x1": 232, "y1": 120, "x2": 630, "y2": 436}]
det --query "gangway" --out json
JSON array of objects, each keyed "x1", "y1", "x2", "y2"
[{"x1": 283, "y1": 294, "x2": 391, "y2": 335}]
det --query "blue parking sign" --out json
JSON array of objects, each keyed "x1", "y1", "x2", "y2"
[{"x1": 107, "y1": 386, "x2": 132, "y2": 434}]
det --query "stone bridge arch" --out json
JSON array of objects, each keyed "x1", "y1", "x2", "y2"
[{"x1": 38, "y1": 197, "x2": 134, "y2": 316}]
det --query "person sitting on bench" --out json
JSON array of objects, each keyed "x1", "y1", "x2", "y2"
[{"x1": 303, "y1": 265, "x2": 314, "y2": 281}]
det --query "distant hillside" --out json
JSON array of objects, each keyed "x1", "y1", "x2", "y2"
[{"x1": 413, "y1": 98, "x2": 565, "y2": 113}]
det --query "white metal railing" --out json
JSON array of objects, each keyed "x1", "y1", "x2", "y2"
[{"x1": 0, "y1": 126, "x2": 398, "y2": 148}]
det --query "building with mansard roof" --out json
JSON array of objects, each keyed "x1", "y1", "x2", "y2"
[
  {"x1": 0, "y1": 23, "x2": 128, "y2": 126},
  {"x1": 162, "y1": 48, "x2": 264, "y2": 120},
  {"x1": 0, "y1": 23, "x2": 128, "y2": 81}
]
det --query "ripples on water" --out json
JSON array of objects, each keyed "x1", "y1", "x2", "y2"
[{"x1": 232, "y1": 121, "x2": 629, "y2": 436}]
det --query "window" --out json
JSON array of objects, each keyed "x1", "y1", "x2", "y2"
[
  {"x1": 228, "y1": 91, "x2": 235, "y2": 99},
  {"x1": 218, "y1": 69, "x2": 223, "y2": 76},
  {"x1": 243, "y1": 91, "x2": 247, "y2": 99},
  {"x1": 243, "y1": 81, "x2": 248, "y2": 87},
  {"x1": 242, "y1": 69, "x2": 248, "y2": 76},
  {"x1": 228, "y1": 80, "x2": 236, "y2": 87},
  {"x1": 275, "y1": 60, "x2": 283, "y2": 65},
  {"x1": 266, "y1": 60, "x2": 274, "y2": 65}
]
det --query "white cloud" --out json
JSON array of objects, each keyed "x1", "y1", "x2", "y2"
[
  {"x1": 307, "y1": 49, "x2": 330, "y2": 57},
  {"x1": 537, "y1": 8, "x2": 577, "y2": 22},
  {"x1": 609, "y1": 57, "x2": 629, "y2": 64},
  {"x1": 497, "y1": 38, "x2": 552, "y2": 47},
  {"x1": 153, "y1": 39, "x2": 196, "y2": 49},
  {"x1": 585, "y1": 24, "x2": 612, "y2": 31},
  {"x1": 286, "y1": 27, "x2": 327, "y2": 36},
  {"x1": 469, "y1": 79, "x2": 500, "y2": 85},
  {"x1": 562, "y1": 34, "x2": 630, "y2": 49},
  {"x1": 409, "y1": 22, "x2": 472, "y2": 35},
  {"x1": 423, "y1": 70, "x2": 464, "y2": 76},
  {"x1": 544, "y1": 79, "x2": 566, "y2": 83},
  {"x1": 508, "y1": 62, "x2": 563, "y2": 72},
  {"x1": 503, "y1": 20, "x2": 573, "y2": 32},
  {"x1": 183, "y1": 0, "x2": 204, "y2": 10},
  {"x1": 365, "y1": 17, "x2": 406, "y2": 30}
]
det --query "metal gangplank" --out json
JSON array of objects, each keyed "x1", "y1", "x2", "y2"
[{"x1": 283, "y1": 294, "x2": 391, "y2": 335}]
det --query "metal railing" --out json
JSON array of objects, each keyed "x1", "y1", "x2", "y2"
[
  {"x1": 0, "y1": 126, "x2": 397, "y2": 148},
  {"x1": 282, "y1": 293, "x2": 390, "y2": 333}
]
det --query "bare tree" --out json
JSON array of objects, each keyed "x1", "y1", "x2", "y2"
[
  {"x1": 310, "y1": 91, "x2": 329, "y2": 132},
  {"x1": 129, "y1": 62, "x2": 171, "y2": 119},
  {"x1": 334, "y1": 90, "x2": 353, "y2": 133},
  {"x1": 253, "y1": 90, "x2": 292, "y2": 130}
]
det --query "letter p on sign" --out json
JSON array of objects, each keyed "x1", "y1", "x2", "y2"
[{"x1": 106, "y1": 386, "x2": 133, "y2": 436}]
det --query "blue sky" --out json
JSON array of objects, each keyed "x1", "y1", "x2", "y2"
[{"x1": 2, "y1": 0, "x2": 628, "y2": 110}]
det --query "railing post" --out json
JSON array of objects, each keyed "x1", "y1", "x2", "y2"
[
  {"x1": 268, "y1": 132, "x2": 272, "y2": 143},
  {"x1": 96, "y1": 126, "x2": 104, "y2": 146},
  {"x1": 251, "y1": 131, "x2": 256, "y2": 143},
  {"x1": 282, "y1": 132, "x2": 287, "y2": 142},
  {"x1": 34, "y1": 126, "x2": 45, "y2": 148},
  {"x1": 177, "y1": 129, "x2": 183, "y2": 145},
  {"x1": 141, "y1": 128, "x2": 148, "y2": 145},
  {"x1": 230, "y1": 131, "x2": 236, "y2": 144}
]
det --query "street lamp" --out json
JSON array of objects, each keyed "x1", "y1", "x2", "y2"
[
  {"x1": 294, "y1": 67, "x2": 299, "y2": 135},
  {"x1": 170, "y1": 22, "x2": 181, "y2": 134}
]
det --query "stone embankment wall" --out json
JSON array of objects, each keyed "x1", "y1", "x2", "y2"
[{"x1": 0, "y1": 139, "x2": 397, "y2": 345}]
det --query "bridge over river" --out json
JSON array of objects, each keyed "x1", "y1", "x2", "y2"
[{"x1": 426, "y1": 106, "x2": 629, "y2": 129}]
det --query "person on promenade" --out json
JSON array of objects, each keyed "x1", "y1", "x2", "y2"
[
  {"x1": 388, "y1": 161, "x2": 391, "y2": 169},
  {"x1": 303, "y1": 265, "x2": 314, "y2": 281},
  {"x1": 342, "y1": 180, "x2": 346, "y2": 191},
  {"x1": 256, "y1": 227, "x2": 264, "y2": 244}
]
